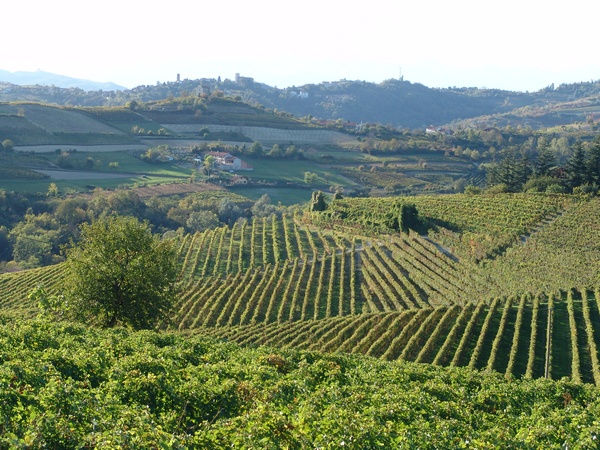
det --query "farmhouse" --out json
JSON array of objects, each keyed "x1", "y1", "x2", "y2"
[{"x1": 205, "y1": 151, "x2": 253, "y2": 171}]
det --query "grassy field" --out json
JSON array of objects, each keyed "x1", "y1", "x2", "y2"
[
  {"x1": 0, "y1": 151, "x2": 194, "y2": 193},
  {"x1": 243, "y1": 157, "x2": 356, "y2": 187},
  {"x1": 229, "y1": 186, "x2": 313, "y2": 205},
  {"x1": 0, "y1": 175, "x2": 148, "y2": 194},
  {"x1": 44, "y1": 150, "x2": 191, "y2": 176}
]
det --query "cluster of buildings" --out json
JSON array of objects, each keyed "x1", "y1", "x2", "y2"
[{"x1": 195, "y1": 151, "x2": 253, "y2": 172}]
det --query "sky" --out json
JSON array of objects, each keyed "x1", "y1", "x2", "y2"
[{"x1": 2, "y1": 0, "x2": 598, "y2": 92}]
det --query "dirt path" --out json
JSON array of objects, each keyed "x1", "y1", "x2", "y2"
[
  {"x1": 420, "y1": 236, "x2": 459, "y2": 262},
  {"x1": 519, "y1": 210, "x2": 566, "y2": 244}
]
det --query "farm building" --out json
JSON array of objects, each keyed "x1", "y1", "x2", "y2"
[{"x1": 205, "y1": 151, "x2": 253, "y2": 171}]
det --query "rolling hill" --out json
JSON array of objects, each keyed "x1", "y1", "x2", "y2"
[
  {"x1": 3, "y1": 73, "x2": 600, "y2": 129},
  {"x1": 2, "y1": 193, "x2": 600, "y2": 386}
]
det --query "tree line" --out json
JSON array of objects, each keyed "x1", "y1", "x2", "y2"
[
  {"x1": 0, "y1": 188, "x2": 292, "y2": 272},
  {"x1": 486, "y1": 135, "x2": 600, "y2": 193}
]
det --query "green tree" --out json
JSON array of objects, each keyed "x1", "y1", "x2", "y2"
[
  {"x1": 535, "y1": 140, "x2": 556, "y2": 176},
  {"x1": 9, "y1": 212, "x2": 61, "y2": 268},
  {"x1": 586, "y1": 136, "x2": 600, "y2": 185},
  {"x1": 63, "y1": 216, "x2": 178, "y2": 329},
  {"x1": 217, "y1": 198, "x2": 242, "y2": 225},
  {"x1": 251, "y1": 194, "x2": 277, "y2": 218},
  {"x1": 565, "y1": 141, "x2": 587, "y2": 190},
  {"x1": 248, "y1": 141, "x2": 264, "y2": 158},
  {"x1": 398, "y1": 203, "x2": 421, "y2": 233},
  {"x1": 285, "y1": 145, "x2": 299, "y2": 159},
  {"x1": 47, "y1": 182, "x2": 59, "y2": 198},
  {"x1": 186, "y1": 210, "x2": 220, "y2": 232},
  {"x1": 267, "y1": 144, "x2": 282, "y2": 158},
  {"x1": 203, "y1": 155, "x2": 215, "y2": 175},
  {"x1": 488, "y1": 151, "x2": 517, "y2": 191},
  {"x1": 309, "y1": 191, "x2": 327, "y2": 212},
  {"x1": 304, "y1": 171, "x2": 318, "y2": 186}
]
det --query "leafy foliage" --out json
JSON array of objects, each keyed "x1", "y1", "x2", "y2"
[
  {"x1": 309, "y1": 191, "x2": 327, "y2": 212},
  {"x1": 63, "y1": 216, "x2": 178, "y2": 328},
  {"x1": 0, "y1": 318, "x2": 599, "y2": 448}
]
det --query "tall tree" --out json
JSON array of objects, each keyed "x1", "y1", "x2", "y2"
[
  {"x1": 586, "y1": 136, "x2": 600, "y2": 186},
  {"x1": 535, "y1": 140, "x2": 556, "y2": 176},
  {"x1": 247, "y1": 141, "x2": 264, "y2": 158},
  {"x1": 309, "y1": 191, "x2": 327, "y2": 212},
  {"x1": 64, "y1": 216, "x2": 178, "y2": 329},
  {"x1": 565, "y1": 141, "x2": 587, "y2": 190},
  {"x1": 488, "y1": 149, "x2": 526, "y2": 191},
  {"x1": 514, "y1": 153, "x2": 533, "y2": 190}
]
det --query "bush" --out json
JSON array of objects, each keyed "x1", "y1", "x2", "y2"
[
  {"x1": 545, "y1": 184, "x2": 567, "y2": 194},
  {"x1": 486, "y1": 183, "x2": 508, "y2": 194}
]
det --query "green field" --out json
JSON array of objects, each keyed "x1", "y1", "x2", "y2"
[
  {"x1": 0, "y1": 150, "x2": 195, "y2": 193},
  {"x1": 243, "y1": 157, "x2": 356, "y2": 187},
  {"x1": 45, "y1": 150, "x2": 191, "y2": 176},
  {"x1": 229, "y1": 186, "x2": 313, "y2": 205}
]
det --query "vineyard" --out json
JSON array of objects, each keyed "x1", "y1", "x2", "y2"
[
  {"x1": 198, "y1": 289, "x2": 600, "y2": 384},
  {"x1": 165, "y1": 124, "x2": 352, "y2": 145},
  {"x1": 310, "y1": 193, "x2": 574, "y2": 261},
  {"x1": 2, "y1": 193, "x2": 600, "y2": 387},
  {"x1": 1, "y1": 319, "x2": 598, "y2": 448}
]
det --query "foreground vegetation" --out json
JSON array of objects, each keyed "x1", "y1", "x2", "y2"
[{"x1": 1, "y1": 318, "x2": 599, "y2": 449}]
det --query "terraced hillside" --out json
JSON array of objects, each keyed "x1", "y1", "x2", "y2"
[
  {"x1": 0, "y1": 213, "x2": 488, "y2": 323},
  {"x1": 201, "y1": 289, "x2": 600, "y2": 385},
  {"x1": 2, "y1": 193, "x2": 600, "y2": 385},
  {"x1": 0, "y1": 103, "x2": 133, "y2": 145},
  {"x1": 310, "y1": 193, "x2": 574, "y2": 261}
]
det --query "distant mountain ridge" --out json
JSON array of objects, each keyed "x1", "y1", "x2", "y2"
[
  {"x1": 2, "y1": 70, "x2": 600, "y2": 129},
  {"x1": 0, "y1": 69, "x2": 126, "y2": 91}
]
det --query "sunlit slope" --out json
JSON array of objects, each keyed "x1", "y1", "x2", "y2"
[
  {"x1": 201, "y1": 289, "x2": 600, "y2": 384},
  {"x1": 3, "y1": 193, "x2": 600, "y2": 386}
]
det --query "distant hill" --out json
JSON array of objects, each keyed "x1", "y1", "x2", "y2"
[
  {"x1": 2, "y1": 71, "x2": 600, "y2": 129},
  {"x1": 0, "y1": 69, "x2": 126, "y2": 91}
]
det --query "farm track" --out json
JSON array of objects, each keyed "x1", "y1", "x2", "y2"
[
  {"x1": 519, "y1": 209, "x2": 566, "y2": 244},
  {"x1": 33, "y1": 169, "x2": 134, "y2": 180}
]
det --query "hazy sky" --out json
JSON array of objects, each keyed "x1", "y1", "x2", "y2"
[{"x1": 3, "y1": 0, "x2": 598, "y2": 91}]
